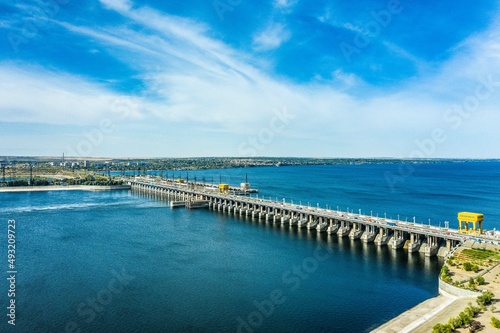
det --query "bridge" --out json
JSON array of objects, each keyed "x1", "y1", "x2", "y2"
[{"x1": 128, "y1": 177, "x2": 481, "y2": 257}]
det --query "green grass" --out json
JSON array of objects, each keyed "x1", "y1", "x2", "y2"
[{"x1": 461, "y1": 248, "x2": 499, "y2": 260}]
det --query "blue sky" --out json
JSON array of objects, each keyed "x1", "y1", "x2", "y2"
[{"x1": 1, "y1": 0, "x2": 499, "y2": 158}]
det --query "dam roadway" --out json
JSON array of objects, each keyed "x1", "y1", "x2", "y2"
[{"x1": 128, "y1": 178, "x2": 484, "y2": 257}]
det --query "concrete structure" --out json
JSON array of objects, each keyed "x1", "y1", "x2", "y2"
[{"x1": 129, "y1": 178, "x2": 472, "y2": 257}]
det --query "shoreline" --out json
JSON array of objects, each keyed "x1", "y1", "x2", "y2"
[
  {"x1": 373, "y1": 241, "x2": 500, "y2": 332},
  {"x1": 0, "y1": 185, "x2": 131, "y2": 192}
]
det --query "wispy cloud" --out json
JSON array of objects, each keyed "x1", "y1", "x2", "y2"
[
  {"x1": 0, "y1": 0, "x2": 499, "y2": 157},
  {"x1": 252, "y1": 22, "x2": 291, "y2": 51},
  {"x1": 0, "y1": 63, "x2": 142, "y2": 125}
]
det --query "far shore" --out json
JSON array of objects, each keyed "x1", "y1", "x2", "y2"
[{"x1": 0, "y1": 185, "x2": 131, "y2": 192}]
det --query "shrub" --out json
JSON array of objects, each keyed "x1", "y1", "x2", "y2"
[
  {"x1": 476, "y1": 276, "x2": 486, "y2": 285},
  {"x1": 491, "y1": 316, "x2": 500, "y2": 328},
  {"x1": 463, "y1": 262, "x2": 473, "y2": 271},
  {"x1": 477, "y1": 291, "x2": 495, "y2": 307},
  {"x1": 465, "y1": 306, "x2": 475, "y2": 318},
  {"x1": 473, "y1": 264, "x2": 480, "y2": 273},
  {"x1": 442, "y1": 275, "x2": 453, "y2": 284},
  {"x1": 459, "y1": 311, "x2": 473, "y2": 326},
  {"x1": 448, "y1": 316, "x2": 462, "y2": 330},
  {"x1": 432, "y1": 323, "x2": 453, "y2": 333},
  {"x1": 467, "y1": 303, "x2": 481, "y2": 315}
]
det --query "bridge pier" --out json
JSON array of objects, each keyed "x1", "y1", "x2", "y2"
[
  {"x1": 316, "y1": 216, "x2": 328, "y2": 232},
  {"x1": 349, "y1": 222, "x2": 363, "y2": 239},
  {"x1": 307, "y1": 216, "x2": 318, "y2": 230},
  {"x1": 298, "y1": 213, "x2": 308, "y2": 228},
  {"x1": 361, "y1": 225, "x2": 376, "y2": 243},
  {"x1": 327, "y1": 219, "x2": 339, "y2": 234},
  {"x1": 375, "y1": 228, "x2": 391, "y2": 246},
  {"x1": 390, "y1": 230, "x2": 407, "y2": 250},
  {"x1": 273, "y1": 211, "x2": 281, "y2": 223},
  {"x1": 422, "y1": 235, "x2": 440, "y2": 257},
  {"x1": 251, "y1": 207, "x2": 258, "y2": 218},
  {"x1": 337, "y1": 220, "x2": 351, "y2": 237},
  {"x1": 407, "y1": 233, "x2": 422, "y2": 253}
]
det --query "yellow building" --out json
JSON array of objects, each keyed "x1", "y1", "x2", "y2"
[
  {"x1": 458, "y1": 212, "x2": 484, "y2": 234},
  {"x1": 218, "y1": 184, "x2": 229, "y2": 194}
]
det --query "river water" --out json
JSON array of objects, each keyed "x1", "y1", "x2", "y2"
[{"x1": 1, "y1": 161, "x2": 499, "y2": 332}]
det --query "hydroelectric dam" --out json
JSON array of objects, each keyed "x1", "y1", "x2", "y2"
[{"x1": 128, "y1": 177, "x2": 478, "y2": 257}]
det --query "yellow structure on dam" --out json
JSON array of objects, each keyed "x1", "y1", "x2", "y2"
[
  {"x1": 218, "y1": 184, "x2": 229, "y2": 194},
  {"x1": 458, "y1": 212, "x2": 484, "y2": 234}
]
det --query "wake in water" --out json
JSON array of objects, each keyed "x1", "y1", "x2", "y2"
[{"x1": 0, "y1": 199, "x2": 167, "y2": 214}]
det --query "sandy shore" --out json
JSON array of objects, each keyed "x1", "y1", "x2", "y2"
[{"x1": 0, "y1": 185, "x2": 131, "y2": 192}]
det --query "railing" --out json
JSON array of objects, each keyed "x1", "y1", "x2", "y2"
[{"x1": 129, "y1": 179, "x2": 474, "y2": 243}]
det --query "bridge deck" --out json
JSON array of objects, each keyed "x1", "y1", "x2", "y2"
[{"x1": 129, "y1": 179, "x2": 473, "y2": 243}]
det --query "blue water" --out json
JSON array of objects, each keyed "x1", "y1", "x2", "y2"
[{"x1": 1, "y1": 161, "x2": 499, "y2": 333}]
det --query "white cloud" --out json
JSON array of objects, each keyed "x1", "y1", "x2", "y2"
[
  {"x1": 99, "y1": 0, "x2": 132, "y2": 12},
  {"x1": 1, "y1": 2, "x2": 500, "y2": 157},
  {"x1": 0, "y1": 63, "x2": 142, "y2": 125},
  {"x1": 252, "y1": 22, "x2": 291, "y2": 51},
  {"x1": 274, "y1": 0, "x2": 298, "y2": 11}
]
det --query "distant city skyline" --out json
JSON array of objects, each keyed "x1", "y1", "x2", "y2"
[{"x1": 1, "y1": 0, "x2": 499, "y2": 158}]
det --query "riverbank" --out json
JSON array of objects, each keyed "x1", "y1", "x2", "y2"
[
  {"x1": 373, "y1": 241, "x2": 500, "y2": 332},
  {"x1": 0, "y1": 185, "x2": 131, "y2": 192}
]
